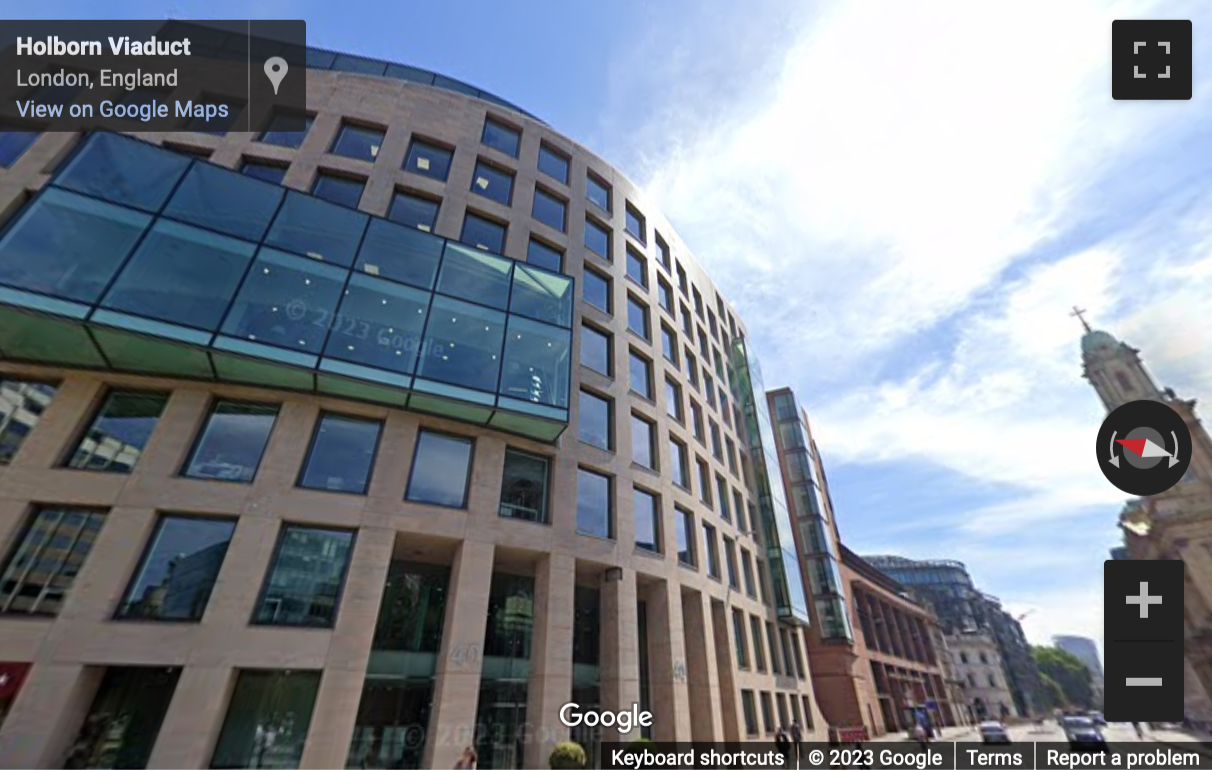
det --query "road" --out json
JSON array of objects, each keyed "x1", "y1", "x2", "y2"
[{"x1": 870, "y1": 719, "x2": 1204, "y2": 744}]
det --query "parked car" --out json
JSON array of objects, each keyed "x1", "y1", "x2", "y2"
[
  {"x1": 979, "y1": 721, "x2": 1012, "y2": 744},
  {"x1": 1089, "y1": 713, "x2": 1107, "y2": 727},
  {"x1": 1061, "y1": 717, "x2": 1107, "y2": 751}
]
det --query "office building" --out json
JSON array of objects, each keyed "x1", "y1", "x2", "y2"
[
  {"x1": 1053, "y1": 635, "x2": 1104, "y2": 708},
  {"x1": 949, "y1": 632, "x2": 1015, "y2": 721},
  {"x1": 0, "y1": 34, "x2": 822, "y2": 769},
  {"x1": 766, "y1": 388, "x2": 956, "y2": 737}
]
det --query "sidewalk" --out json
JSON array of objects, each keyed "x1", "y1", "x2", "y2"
[{"x1": 870, "y1": 725, "x2": 977, "y2": 742}]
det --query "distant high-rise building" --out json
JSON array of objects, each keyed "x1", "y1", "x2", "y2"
[
  {"x1": 1054, "y1": 635, "x2": 1105, "y2": 707},
  {"x1": 1109, "y1": 546, "x2": 1130, "y2": 561}
]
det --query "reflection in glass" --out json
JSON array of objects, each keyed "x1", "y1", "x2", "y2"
[
  {"x1": 703, "y1": 524, "x2": 719, "y2": 578},
  {"x1": 311, "y1": 174, "x2": 366, "y2": 209},
  {"x1": 499, "y1": 449, "x2": 550, "y2": 523},
  {"x1": 625, "y1": 206, "x2": 645, "y2": 244},
  {"x1": 183, "y1": 401, "x2": 279, "y2": 483},
  {"x1": 406, "y1": 431, "x2": 473, "y2": 508},
  {"x1": 331, "y1": 124, "x2": 385, "y2": 161},
  {"x1": 586, "y1": 175, "x2": 610, "y2": 213},
  {"x1": 669, "y1": 440, "x2": 688, "y2": 488},
  {"x1": 576, "y1": 467, "x2": 611, "y2": 539},
  {"x1": 241, "y1": 161, "x2": 287, "y2": 184},
  {"x1": 210, "y1": 670, "x2": 321, "y2": 769},
  {"x1": 580, "y1": 325, "x2": 610, "y2": 376},
  {"x1": 0, "y1": 505, "x2": 106, "y2": 616},
  {"x1": 57, "y1": 132, "x2": 190, "y2": 212},
  {"x1": 346, "y1": 680, "x2": 433, "y2": 770},
  {"x1": 499, "y1": 316, "x2": 570, "y2": 409},
  {"x1": 436, "y1": 244, "x2": 512, "y2": 310},
  {"x1": 0, "y1": 127, "x2": 39, "y2": 167},
  {"x1": 323, "y1": 274, "x2": 431, "y2": 375},
  {"x1": 0, "y1": 379, "x2": 58, "y2": 465},
  {"x1": 532, "y1": 188, "x2": 566, "y2": 232},
  {"x1": 258, "y1": 113, "x2": 313, "y2": 148},
  {"x1": 484, "y1": 572, "x2": 534, "y2": 658},
  {"x1": 675, "y1": 508, "x2": 693, "y2": 565},
  {"x1": 584, "y1": 219, "x2": 609, "y2": 259},
  {"x1": 372, "y1": 561, "x2": 449, "y2": 652},
  {"x1": 163, "y1": 162, "x2": 284, "y2": 241},
  {"x1": 509, "y1": 265, "x2": 572, "y2": 327},
  {"x1": 538, "y1": 145, "x2": 569, "y2": 184},
  {"x1": 404, "y1": 139, "x2": 453, "y2": 181},
  {"x1": 471, "y1": 162, "x2": 514, "y2": 206},
  {"x1": 460, "y1": 213, "x2": 506, "y2": 254},
  {"x1": 0, "y1": 189, "x2": 149, "y2": 304},
  {"x1": 627, "y1": 296, "x2": 649, "y2": 339},
  {"x1": 117, "y1": 515, "x2": 235, "y2": 620},
  {"x1": 220, "y1": 248, "x2": 347, "y2": 353},
  {"x1": 264, "y1": 191, "x2": 368, "y2": 267},
  {"x1": 414, "y1": 296, "x2": 505, "y2": 393},
  {"x1": 68, "y1": 666, "x2": 181, "y2": 770},
  {"x1": 388, "y1": 192, "x2": 439, "y2": 232},
  {"x1": 299, "y1": 414, "x2": 383, "y2": 494},
  {"x1": 633, "y1": 488, "x2": 659, "y2": 553},
  {"x1": 628, "y1": 351, "x2": 651, "y2": 399},
  {"x1": 68, "y1": 390, "x2": 168, "y2": 472},
  {"x1": 355, "y1": 219, "x2": 442, "y2": 291},
  {"x1": 481, "y1": 118, "x2": 520, "y2": 158},
  {"x1": 631, "y1": 415, "x2": 654, "y2": 469},
  {"x1": 583, "y1": 269, "x2": 610, "y2": 314},
  {"x1": 254, "y1": 526, "x2": 354, "y2": 627},
  {"x1": 626, "y1": 250, "x2": 647, "y2": 287},
  {"x1": 526, "y1": 239, "x2": 562, "y2": 273},
  {"x1": 578, "y1": 391, "x2": 611, "y2": 451},
  {"x1": 101, "y1": 220, "x2": 255, "y2": 331}
]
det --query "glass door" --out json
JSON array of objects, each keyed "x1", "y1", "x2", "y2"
[{"x1": 474, "y1": 681, "x2": 527, "y2": 770}]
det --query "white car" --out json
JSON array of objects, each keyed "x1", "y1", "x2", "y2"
[{"x1": 979, "y1": 721, "x2": 1012, "y2": 744}]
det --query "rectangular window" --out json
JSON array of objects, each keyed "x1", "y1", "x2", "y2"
[
  {"x1": 634, "y1": 487, "x2": 661, "y2": 553},
  {"x1": 625, "y1": 203, "x2": 646, "y2": 244},
  {"x1": 685, "y1": 351, "x2": 699, "y2": 391},
  {"x1": 708, "y1": 310, "x2": 718, "y2": 339},
  {"x1": 660, "y1": 325, "x2": 679, "y2": 365},
  {"x1": 782, "y1": 628, "x2": 797, "y2": 676},
  {"x1": 406, "y1": 431, "x2": 473, "y2": 508},
  {"x1": 698, "y1": 329, "x2": 711, "y2": 357},
  {"x1": 690, "y1": 400, "x2": 704, "y2": 443},
  {"x1": 482, "y1": 117, "x2": 521, "y2": 157},
  {"x1": 118, "y1": 515, "x2": 236, "y2": 621},
  {"x1": 580, "y1": 323, "x2": 612, "y2": 375},
  {"x1": 183, "y1": 401, "x2": 278, "y2": 483},
  {"x1": 538, "y1": 143, "x2": 570, "y2": 184},
  {"x1": 710, "y1": 422, "x2": 723, "y2": 460},
  {"x1": 693, "y1": 287, "x2": 704, "y2": 319},
  {"x1": 750, "y1": 615, "x2": 767, "y2": 671},
  {"x1": 742, "y1": 690, "x2": 759, "y2": 736},
  {"x1": 717, "y1": 475, "x2": 731, "y2": 522},
  {"x1": 733, "y1": 608, "x2": 749, "y2": 668},
  {"x1": 311, "y1": 173, "x2": 365, "y2": 209},
  {"x1": 299, "y1": 413, "x2": 382, "y2": 495},
  {"x1": 760, "y1": 692, "x2": 774, "y2": 733},
  {"x1": 460, "y1": 212, "x2": 506, "y2": 253},
  {"x1": 240, "y1": 160, "x2": 288, "y2": 184},
  {"x1": 576, "y1": 467, "x2": 612, "y2": 539},
  {"x1": 532, "y1": 187, "x2": 567, "y2": 232},
  {"x1": 578, "y1": 389, "x2": 613, "y2": 450},
  {"x1": 387, "y1": 190, "x2": 440, "y2": 232},
  {"x1": 499, "y1": 449, "x2": 551, "y2": 523},
  {"x1": 626, "y1": 248, "x2": 648, "y2": 288},
  {"x1": 584, "y1": 217, "x2": 610, "y2": 259},
  {"x1": 676, "y1": 263, "x2": 688, "y2": 295},
  {"x1": 776, "y1": 694, "x2": 789, "y2": 728},
  {"x1": 210, "y1": 670, "x2": 321, "y2": 769},
  {"x1": 0, "y1": 505, "x2": 105, "y2": 615},
  {"x1": 583, "y1": 267, "x2": 611, "y2": 314},
  {"x1": 631, "y1": 413, "x2": 656, "y2": 470},
  {"x1": 704, "y1": 376, "x2": 717, "y2": 409},
  {"x1": 330, "y1": 123, "x2": 384, "y2": 161},
  {"x1": 527, "y1": 238, "x2": 563, "y2": 273},
  {"x1": 758, "y1": 563, "x2": 770, "y2": 604},
  {"x1": 471, "y1": 160, "x2": 515, "y2": 205},
  {"x1": 67, "y1": 390, "x2": 168, "y2": 473},
  {"x1": 253, "y1": 525, "x2": 354, "y2": 628},
  {"x1": 675, "y1": 507, "x2": 694, "y2": 566},
  {"x1": 656, "y1": 234, "x2": 671, "y2": 271},
  {"x1": 665, "y1": 378, "x2": 683, "y2": 422},
  {"x1": 586, "y1": 173, "x2": 611, "y2": 213},
  {"x1": 74, "y1": 667, "x2": 181, "y2": 770},
  {"x1": 627, "y1": 295, "x2": 650, "y2": 340},
  {"x1": 726, "y1": 438, "x2": 738, "y2": 475},
  {"x1": 657, "y1": 278, "x2": 673, "y2": 314},
  {"x1": 741, "y1": 550, "x2": 756, "y2": 597},
  {"x1": 404, "y1": 138, "x2": 453, "y2": 180},
  {"x1": 724, "y1": 537, "x2": 739, "y2": 588},
  {"x1": 733, "y1": 489, "x2": 745, "y2": 526},
  {"x1": 257, "y1": 112, "x2": 313, "y2": 148},
  {"x1": 681, "y1": 305, "x2": 694, "y2": 336},
  {"x1": 703, "y1": 523, "x2": 720, "y2": 579},
  {"x1": 629, "y1": 350, "x2": 652, "y2": 399},
  {"x1": 670, "y1": 438, "x2": 688, "y2": 489},
  {"x1": 697, "y1": 458, "x2": 712, "y2": 508}
]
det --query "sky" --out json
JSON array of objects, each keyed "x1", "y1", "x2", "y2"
[{"x1": 32, "y1": 0, "x2": 1212, "y2": 661}]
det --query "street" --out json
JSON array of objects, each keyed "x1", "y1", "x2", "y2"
[{"x1": 868, "y1": 719, "x2": 1205, "y2": 744}]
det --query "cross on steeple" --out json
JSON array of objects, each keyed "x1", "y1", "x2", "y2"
[{"x1": 1070, "y1": 306, "x2": 1092, "y2": 333}]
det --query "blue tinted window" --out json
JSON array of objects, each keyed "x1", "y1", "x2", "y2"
[
  {"x1": 584, "y1": 218, "x2": 610, "y2": 259},
  {"x1": 332, "y1": 55, "x2": 387, "y2": 76},
  {"x1": 436, "y1": 243, "x2": 512, "y2": 310},
  {"x1": 387, "y1": 191, "x2": 439, "y2": 232},
  {"x1": 526, "y1": 239, "x2": 562, "y2": 273},
  {"x1": 583, "y1": 269, "x2": 610, "y2": 314},
  {"x1": 331, "y1": 124, "x2": 384, "y2": 162},
  {"x1": 406, "y1": 431, "x2": 473, "y2": 507},
  {"x1": 632, "y1": 414, "x2": 654, "y2": 469},
  {"x1": 509, "y1": 264, "x2": 573, "y2": 328},
  {"x1": 0, "y1": 126, "x2": 39, "y2": 167},
  {"x1": 499, "y1": 316, "x2": 571, "y2": 409},
  {"x1": 386, "y1": 63, "x2": 436, "y2": 84},
  {"x1": 626, "y1": 249, "x2": 648, "y2": 288},
  {"x1": 355, "y1": 219, "x2": 442, "y2": 290},
  {"x1": 101, "y1": 220, "x2": 255, "y2": 331},
  {"x1": 500, "y1": 449, "x2": 550, "y2": 523},
  {"x1": 240, "y1": 161, "x2": 288, "y2": 184},
  {"x1": 0, "y1": 189, "x2": 149, "y2": 304},
  {"x1": 576, "y1": 468, "x2": 612, "y2": 539},
  {"x1": 661, "y1": 325, "x2": 678, "y2": 364},
  {"x1": 254, "y1": 526, "x2": 354, "y2": 627},
  {"x1": 299, "y1": 413, "x2": 383, "y2": 494},
  {"x1": 625, "y1": 205, "x2": 646, "y2": 244},
  {"x1": 220, "y1": 248, "x2": 347, "y2": 353},
  {"x1": 627, "y1": 295, "x2": 650, "y2": 340},
  {"x1": 580, "y1": 324, "x2": 610, "y2": 376},
  {"x1": 258, "y1": 113, "x2": 313, "y2": 148},
  {"x1": 117, "y1": 515, "x2": 235, "y2": 620},
  {"x1": 634, "y1": 488, "x2": 660, "y2": 553},
  {"x1": 323, "y1": 274, "x2": 431, "y2": 375},
  {"x1": 183, "y1": 401, "x2": 278, "y2": 482},
  {"x1": 404, "y1": 139, "x2": 453, "y2": 181},
  {"x1": 538, "y1": 144, "x2": 569, "y2": 185},
  {"x1": 471, "y1": 161, "x2": 514, "y2": 205},
  {"x1": 586, "y1": 174, "x2": 611, "y2": 213},
  {"x1": 578, "y1": 390, "x2": 611, "y2": 450},
  {"x1": 57, "y1": 133, "x2": 190, "y2": 212},
  {"x1": 414, "y1": 296, "x2": 505, "y2": 393},
  {"x1": 311, "y1": 174, "x2": 365, "y2": 209},
  {"x1": 629, "y1": 350, "x2": 651, "y2": 399},
  {"x1": 460, "y1": 213, "x2": 506, "y2": 253},
  {"x1": 68, "y1": 390, "x2": 169, "y2": 473},
  {"x1": 671, "y1": 442, "x2": 688, "y2": 489},
  {"x1": 164, "y1": 162, "x2": 284, "y2": 241},
  {"x1": 481, "y1": 118, "x2": 520, "y2": 158},
  {"x1": 265, "y1": 191, "x2": 368, "y2": 267},
  {"x1": 532, "y1": 188, "x2": 566, "y2": 232}
]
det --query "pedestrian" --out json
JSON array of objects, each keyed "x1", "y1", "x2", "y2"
[
  {"x1": 775, "y1": 726, "x2": 792, "y2": 765},
  {"x1": 791, "y1": 720, "x2": 803, "y2": 763},
  {"x1": 1133, "y1": 722, "x2": 1144, "y2": 739},
  {"x1": 454, "y1": 745, "x2": 477, "y2": 769},
  {"x1": 913, "y1": 721, "x2": 928, "y2": 748}
]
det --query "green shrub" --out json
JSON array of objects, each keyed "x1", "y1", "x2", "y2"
[
  {"x1": 625, "y1": 737, "x2": 655, "y2": 752},
  {"x1": 548, "y1": 741, "x2": 587, "y2": 769}
]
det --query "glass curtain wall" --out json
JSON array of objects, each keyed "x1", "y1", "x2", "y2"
[{"x1": 476, "y1": 573, "x2": 534, "y2": 770}]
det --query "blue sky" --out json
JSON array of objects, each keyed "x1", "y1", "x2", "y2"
[{"x1": 34, "y1": 0, "x2": 1212, "y2": 656}]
